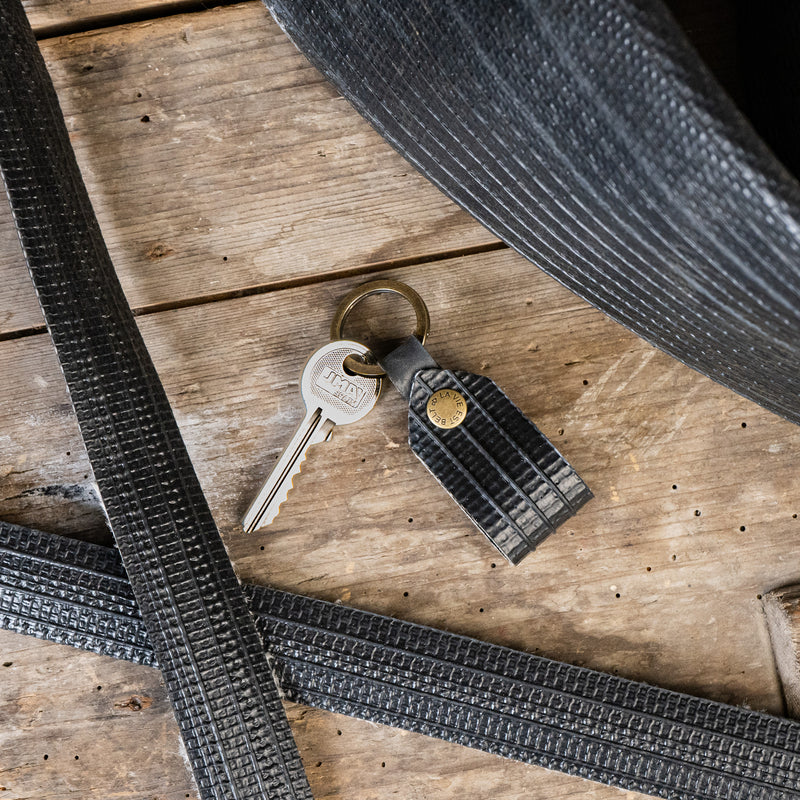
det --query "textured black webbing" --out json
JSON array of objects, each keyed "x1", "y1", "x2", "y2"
[
  {"x1": 264, "y1": 0, "x2": 800, "y2": 425},
  {"x1": 1, "y1": 522, "x2": 798, "y2": 800},
  {"x1": 0, "y1": 4, "x2": 310, "y2": 798}
]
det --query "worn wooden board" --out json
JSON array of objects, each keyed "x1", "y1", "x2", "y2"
[
  {"x1": 0, "y1": 2, "x2": 496, "y2": 335},
  {"x1": 763, "y1": 585, "x2": 800, "y2": 718},
  {"x1": 1, "y1": 249, "x2": 798, "y2": 798},
  {"x1": 3, "y1": 1, "x2": 799, "y2": 798}
]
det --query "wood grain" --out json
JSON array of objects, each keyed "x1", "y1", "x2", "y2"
[
  {"x1": 3, "y1": 2, "x2": 797, "y2": 798},
  {"x1": 0, "y1": 2, "x2": 495, "y2": 335},
  {"x1": 1, "y1": 249, "x2": 798, "y2": 798},
  {"x1": 763, "y1": 585, "x2": 800, "y2": 718}
]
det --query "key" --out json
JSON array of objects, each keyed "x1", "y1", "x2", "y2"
[
  {"x1": 242, "y1": 340, "x2": 381, "y2": 532},
  {"x1": 331, "y1": 279, "x2": 592, "y2": 566}
]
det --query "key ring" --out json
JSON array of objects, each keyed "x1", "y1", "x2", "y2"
[{"x1": 330, "y1": 279, "x2": 430, "y2": 377}]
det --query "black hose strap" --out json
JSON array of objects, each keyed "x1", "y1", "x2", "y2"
[
  {"x1": 0, "y1": 4, "x2": 311, "y2": 798},
  {"x1": 264, "y1": 0, "x2": 800, "y2": 425},
  {"x1": 1, "y1": 521, "x2": 798, "y2": 800}
]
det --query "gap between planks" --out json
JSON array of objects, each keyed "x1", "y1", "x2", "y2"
[
  {"x1": 0, "y1": 241, "x2": 508, "y2": 343},
  {"x1": 31, "y1": 0, "x2": 248, "y2": 40}
]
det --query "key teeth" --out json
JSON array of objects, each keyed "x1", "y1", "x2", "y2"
[{"x1": 242, "y1": 455, "x2": 308, "y2": 534}]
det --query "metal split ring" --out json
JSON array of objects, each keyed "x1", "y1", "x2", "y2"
[{"x1": 330, "y1": 279, "x2": 430, "y2": 377}]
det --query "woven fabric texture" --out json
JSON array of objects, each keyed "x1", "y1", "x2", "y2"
[
  {"x1": 2, "y1": 521, "x2": 799, "y2": 800},
  {"x1": 265, "y1": 0, "x2": 800, "y2": 424}
]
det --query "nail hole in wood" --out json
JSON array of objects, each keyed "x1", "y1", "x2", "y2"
[{"x1": 140, "y1": 115, "x2": 150, "y2": 123}]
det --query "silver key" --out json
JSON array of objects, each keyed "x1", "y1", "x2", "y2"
[{"x1": 242, "y1": 340, "x2": 381, "y2": 532}]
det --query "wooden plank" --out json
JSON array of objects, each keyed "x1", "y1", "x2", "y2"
[
  {"x1": 23, "y1": 0, "x2": 210, "y2": 36},
  {"x1": 1, "y1": 249, "x2": 798, "y2": 798},
  {"x1": 763, "y1": 585, "x2": 800, "y2": 718},
  {"x1": 0, "y1": 2, "x2": 496, "y2": 335}
]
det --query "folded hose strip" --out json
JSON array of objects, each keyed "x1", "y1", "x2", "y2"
[
  {"x1": 1, "y1": 521, "x2": 799, "y2": 800},
  {"x1": 264, "y1": 0, "x2": 800, "y2": 424}
]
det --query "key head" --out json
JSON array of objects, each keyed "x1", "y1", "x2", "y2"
[{"x1": 302, "y1": 341, "x2": 382, "y2": 425}]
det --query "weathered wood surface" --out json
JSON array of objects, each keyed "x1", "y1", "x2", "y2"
[
  {"x1": 1, "y1": 2, "x2": 495, "y2": 335},
  {"x1": 2, "y1": 251, "x2": 798, "y2": 798},
  {"x1": 1, "y1": 2, "x2": 799, "y2": 799}
]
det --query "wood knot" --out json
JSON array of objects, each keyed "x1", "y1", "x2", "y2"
[
  {"x1": 145, "y1": 243, "x2": 174, "y2": 260},
  {"x1": 114, "y1": 695, "x2": 152, "y2": 712}
]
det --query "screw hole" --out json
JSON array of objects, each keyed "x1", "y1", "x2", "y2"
[
  {"x1": 479, "y1": 608, "x2": 484, "y2": 613},
  {"x1": 381, "y1": 762, "x2": 386, "y2": 768},
  {"x1": 490, "y1": 563, "x2": 496, "y2": 569},
  {"x1": 222, "y1": 256, "x2": 228, "y2": 262},
  {"x1": 741, "y1": 422, "x2": 747, "y2": 428},
  {"x1": 140, "y1": 114, "x2": 150, "y2": 123},
  {"x1": 336, "y1": 730, "x2": 342, "y2": 736},
  {"x1": 646, "y1": 566, "x2": 651, "y2": 572},
  {"x1": 671, "y1": 554, "x2": 677, "y2": 561},
  {"x1": 757, "y1": 594, "x2": 763, "y2": 600},
  {"x1": 694, "y1": 509, "x2": 701, "y2": 517},
  {"x1": 96, "y1": 685, "x2": 102, "y2": 691},
  {"x1": 260, "y1": 546, "x2": 265, "y2": 551},
  {"x1": 74, "y1": 756, "x2": 79, "y2": 761},
  {"x1": 672, "y1": 484, "x2": 678, "y2": 490},
  {"x1": 582, "y1": 379, "x2": 588, "y2": 385},
  {"x1": 43, "y1": 755, "x2": 48, "y2": 761},
  {"x1": 615, "y1": 593, "x2": 621, "y2": 598},
  {"x1": 403, "y1": 591, "x2": 409, "y2": 597},
  {"x1": 740, "y1": 525, "x2": 746, "y2": 532},
  {"x1": 407, "y1": 517, "x2": 413, "y2": 523}
]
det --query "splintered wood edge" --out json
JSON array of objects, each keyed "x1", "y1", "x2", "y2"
[{"x1": 763, "y1": 586, "x2": 800, "y2": 718}]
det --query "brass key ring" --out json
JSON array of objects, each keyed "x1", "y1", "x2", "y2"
[{"x1": 330, "y1": 279, "x2": 430, "y2": 377}]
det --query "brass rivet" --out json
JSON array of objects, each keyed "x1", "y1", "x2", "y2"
[{"x1": 426, "y1": 389, "x2": 467, "y2": 429}]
